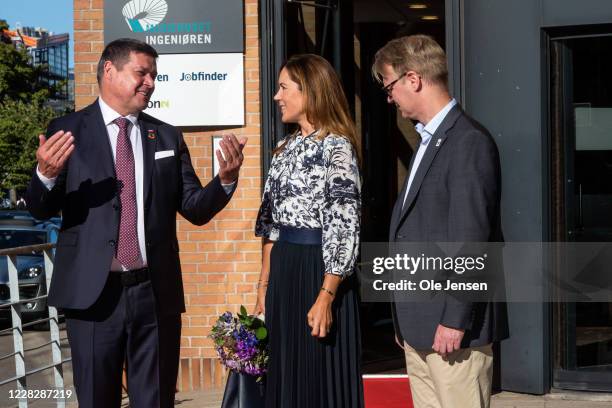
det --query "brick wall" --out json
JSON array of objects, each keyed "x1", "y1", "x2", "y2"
[{"x1": 73, "y1": 0, "x2": 262, "y2": 391}]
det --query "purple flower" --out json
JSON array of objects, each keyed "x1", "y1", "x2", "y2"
[{"x1": 209, "y1": 307, "x2": 269, "y2": 381}]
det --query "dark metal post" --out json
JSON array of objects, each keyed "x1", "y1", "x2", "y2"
[{"x1": 259, "y1": 0, "x2": 287, "y2": 180}]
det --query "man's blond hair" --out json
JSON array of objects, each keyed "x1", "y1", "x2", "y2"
[{"x1": 372, "y1": 35, "x2": 448, "y2": 90}]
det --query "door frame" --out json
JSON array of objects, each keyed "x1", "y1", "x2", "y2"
[{"x1": 544, "y1": 22, "x2": 612, "y2": 392}]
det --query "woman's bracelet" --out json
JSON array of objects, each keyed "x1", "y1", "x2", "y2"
[
  {"x1": 320, "y1": 287, "x2": 335, "y2": 298},
  {"x1": 257, "y1": 280, "x2": 268, "y2": 289}
]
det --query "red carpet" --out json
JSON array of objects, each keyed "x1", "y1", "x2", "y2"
[{"x1": 363, "y1": 375, "x2": 414, "y2": 408}]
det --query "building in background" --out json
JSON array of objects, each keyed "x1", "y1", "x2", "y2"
[{"x1": 1, "y1": 25, "x2": 72, "y2": 111}]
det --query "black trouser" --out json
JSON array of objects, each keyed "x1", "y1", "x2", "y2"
[{"x1": 65, "y1": 272, "x2": 181, "y2": 408}]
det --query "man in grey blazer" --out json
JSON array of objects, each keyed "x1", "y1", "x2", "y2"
[{"x1": 372, "y1": 35, "x2": 509, "y2": 407}]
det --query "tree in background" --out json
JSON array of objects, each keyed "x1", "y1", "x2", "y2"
[
  {"x1": 0, "y1": 41, "x2": 49, "y2": 102},
  {"x1": 0, "y1": 96, "x2": 56, "y2": 197},
  {"x1": 0, "y1": 20, "x2": 59, "y2": 205}
]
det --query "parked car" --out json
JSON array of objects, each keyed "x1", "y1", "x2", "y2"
[{"x1": 0, "y1": 211, "x2": 60, "y2": 321}]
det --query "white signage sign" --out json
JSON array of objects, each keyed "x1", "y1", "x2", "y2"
[{"x1": 144, "y1": 53, "x2": 244, "y2": 126}]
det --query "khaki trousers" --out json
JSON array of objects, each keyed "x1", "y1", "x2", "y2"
[{"x1": 403, "y1": 342, "x2": 493, "y2": 408}]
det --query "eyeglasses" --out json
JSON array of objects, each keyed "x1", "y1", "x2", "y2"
[{"x1": 382, "y1": 72, "x2": 407, "y2": 96}]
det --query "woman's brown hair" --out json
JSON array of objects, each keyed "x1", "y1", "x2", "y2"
[{"x1": 273, "y1": 54, "x2": 360, "y2": 163}]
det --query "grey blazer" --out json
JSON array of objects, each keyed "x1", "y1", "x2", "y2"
[{"x1": 389, "y1": 104, "x2": 509, "y2": 349}]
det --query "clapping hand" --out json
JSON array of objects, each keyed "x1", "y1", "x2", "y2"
[
  {"x1": 36, "y1": 130, "x2": 75, "y2": 178},
  {"x1": 217, "y1": 134, "x2": 247, "y2": 184}
]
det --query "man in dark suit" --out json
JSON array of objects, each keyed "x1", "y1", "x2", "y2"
[
  {"x1": 372, "y1": 35, "x2": 509, "y2": 407},
  {"x1": 26, "y1": 38, "x2": 246, "y2": 407}
]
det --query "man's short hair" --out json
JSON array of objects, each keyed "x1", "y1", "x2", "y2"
[
  {"x1": 96, "y1": 38, "x2": 158, "y2": 84},
  {"x1": 371, "y1": 35, "x2": 448, "y2": 89}
]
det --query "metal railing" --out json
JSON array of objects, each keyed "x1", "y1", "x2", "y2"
[{"x1": 0, "y1": 243, "x2": 70, "y2": 407}]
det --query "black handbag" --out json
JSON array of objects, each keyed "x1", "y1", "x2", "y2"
[{"x1": 220, "y1": 371, "x2": 265, "y2": 408}]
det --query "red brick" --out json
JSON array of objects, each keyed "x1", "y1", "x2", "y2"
[
  {"x1": 189, "y1": 318, "x2": 208, "y2": 327},
  {"x1": 192, "y1": 359, "x2": 201, "y2": 390},
  {"x1": 74, "y1": 0, "x2": 91, "y2": 10},
  {"x1": 189, "y1": 294, "x2": 226, "y2": 305},
  {"x1": 237, "y1": 283, "x2": 255, "y2": 293},
  {"x1": 181, "y1": 359, "x2": 190, "y2": 391},
  {"x1": 197, "y1": 263, "x2": 234, "y2": 273},
  {"x1": 74, "y1": 62, "x2": 94, "y2": 73},
  {"x1": 81, "y1": 9, "x2": 103, "y2": 20},
  {"x1": 186, "y1": 306, "x2": 218, "y2": 315},
  {"x1": 224, "y1": 231, "x2": 245, "y2": 241},
  {"x1": 207, "y1": 252, "x2": 241, "y2": 262},
  {"x1": 235, "y1": 262, "x2": 260, "y2": 273},
  {"x1": 179, "y1": 253, "x2": 206, "y2": 264},
  {"x1": 74, "y1": 20, "x2": 91, "y2": 31},
  {"x1": 91, "y1": 42, "x2": 105, "y2": 53},
  {"x1": 196, "y1": 242, "x2": 216, "y2": 252},
  {"x1": 181, "y1": 264, "x2": 197, "y2": 273},
  {"x1": 236, "y1": 242, "x2": 261, "y2": 252},
  {"x1": 191, "y1": 337, "x2": 213, "y2": 347},
  {"x1": 75, "y1": 84, "x2": 92, "y2": 95},
  {"x1": 183, "y1": 284, "x2": 198, "y2": 294},
  {"x1": 207, "y1": 274, "x2": 226, "y2": 283},
  {"x1": 179, "y1": 242, "x2": 197, "y2": 252},
  {"x1": 180, "y1": 348, "x2": 201, "y2": 358},
  {"x1": 197, "y1": 283, "x2": 226, "y2": 293},
  {"x1": 91, "y1": 18, "x2": 105, "y2": 30},
  {"x1": 245, "y1": 252, "x2": 261, "y2": 262},
  {"x1": 75, "y1": 31, "x2": 103, "y2": 42},
  {"x1": 75, "y1": 52, "x2": 100, "y2": 63},
  {"x1": 202, "y1": 359, "x2": 212, "y2": 389}
]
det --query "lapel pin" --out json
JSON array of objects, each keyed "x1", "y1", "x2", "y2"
[
  {"x1": 435, "y1": 138, "x2": 442, "y2": 147},
  {"x1": 147, "y1": 130, "x2": 156, "y2": 140}
]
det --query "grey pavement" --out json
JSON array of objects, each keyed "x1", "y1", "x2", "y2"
[
  {"x1": 1, "y1": 324, "x2": 611, "y2": 407},
  {"x1": 170, "y1": 389, "x2": 612, "y2": 408}
]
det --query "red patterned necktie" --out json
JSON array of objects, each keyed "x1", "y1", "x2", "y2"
[{"x1": 114, "y1": 117, "x2": 141, "y2": 268}]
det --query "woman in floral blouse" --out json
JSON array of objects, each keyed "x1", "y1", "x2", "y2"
[{"x1": 254, "y1": 54, "x2": 363, "y2": 407}]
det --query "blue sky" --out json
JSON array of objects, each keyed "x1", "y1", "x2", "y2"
[{"x1": 2, "y1": 0, "x2": 74, "y2": 67}]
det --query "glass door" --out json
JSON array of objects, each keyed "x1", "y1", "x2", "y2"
[{"x1": 550, "y1": 31, "x2": 612, "y2": 391}]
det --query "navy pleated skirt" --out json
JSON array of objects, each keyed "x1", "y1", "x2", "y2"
[{"x1": 264, "y1": 227, "x2": 364, "y2": 408}]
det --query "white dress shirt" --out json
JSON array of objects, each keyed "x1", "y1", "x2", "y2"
[{"x1": 402, "y1": 98, "x2": 457, "y2": 208}]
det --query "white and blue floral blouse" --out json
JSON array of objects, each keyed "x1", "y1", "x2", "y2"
[{"x1": 255, "y1": 131, "x2": 361, "y2": 278}]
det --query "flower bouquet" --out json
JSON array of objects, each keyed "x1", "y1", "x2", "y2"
[{"x1": 211, "y1": 306, "x2": 268, "y2": 408}]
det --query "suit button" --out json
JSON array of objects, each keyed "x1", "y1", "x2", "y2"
[
  {"x1": 146, "y1": 242, "x2": 151, "y2": 248},
  {"x1": 396, "y1": 234, "x2": 404, "y2": 239},
  {"x1": 108, "y1": 240, "x2": 116, "y2": 247},
  {"x1": 112, "y1": 204, "x2": 119, "y2": 210}
]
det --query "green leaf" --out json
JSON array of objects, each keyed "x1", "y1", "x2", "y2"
[
  {"x1": 255, "y1": 326, "x2": 267, "y2": 340},
  {"x1": 240, "y1": 305, "x2": 247, "y2": 316}
]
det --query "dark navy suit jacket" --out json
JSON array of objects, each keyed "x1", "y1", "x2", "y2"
[
  {"x1": 389, "y1": 104, "x2": 509, "y2": 349},
  {"x1": 26, "y1": 101, "x2": 233, "y2": 317}
]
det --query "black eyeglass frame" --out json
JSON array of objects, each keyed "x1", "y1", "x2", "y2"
[{"x1": 382, "y1": 71, "x2": 407, "y2": 96}]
